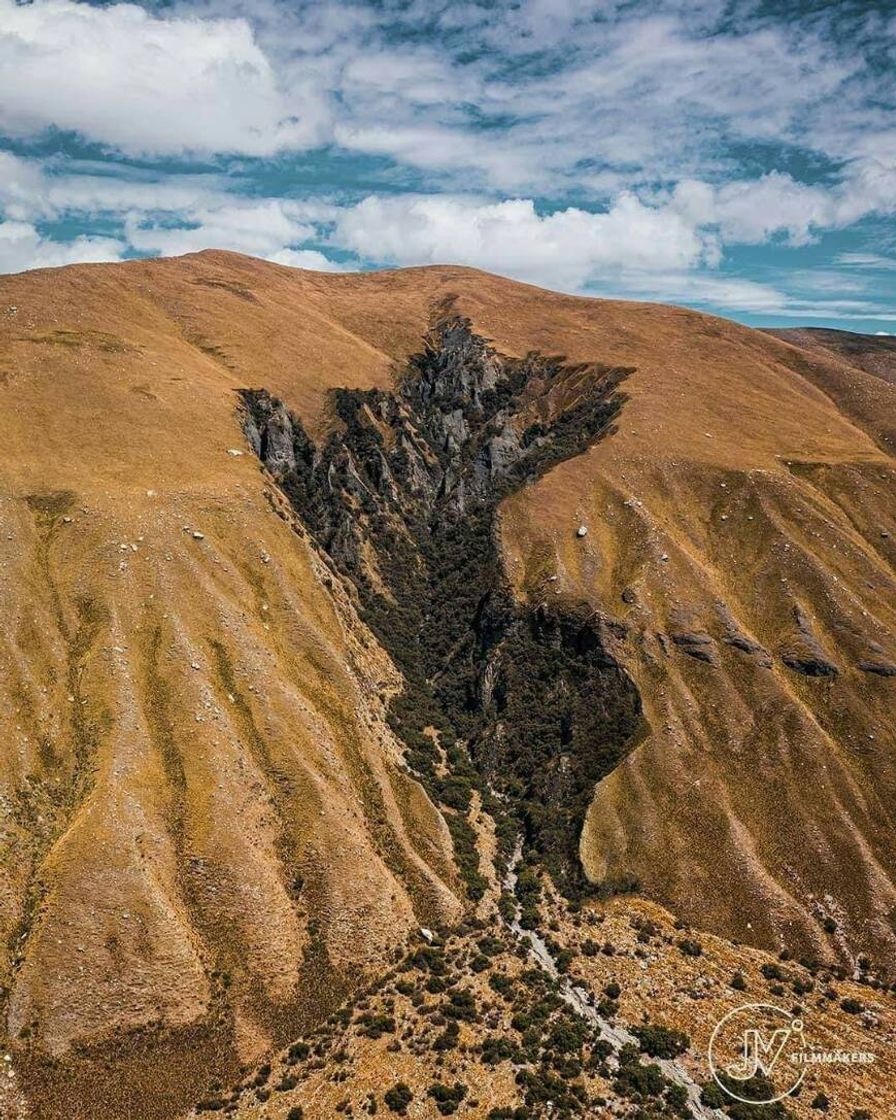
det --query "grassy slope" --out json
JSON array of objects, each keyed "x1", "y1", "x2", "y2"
[{"x1": 0, "y1": 251, "x2": 893, "y2": 1118}]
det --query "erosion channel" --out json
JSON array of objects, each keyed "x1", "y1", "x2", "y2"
[{"x1": 241, "y1": 317, "x2": 645, "y2": 898}]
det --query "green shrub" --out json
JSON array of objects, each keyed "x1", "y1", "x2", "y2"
[
  {"x1": 444, "y1": 988, "x2": 477, "y2": 1021},
  {"x1": 612, "y1": 1046, "x2": 667, "y2": 1098},
  {"x1": 427, "y1": 1081, "x2": 468, "y2": 1116},
  {"x1": 434, "y1": 1021, "x2": 460, "y2": 1051},
  {"x1": 358, "y1": 1013, "x2": 396, "y2": 1039},
  {"x1": 480, "y1": 1035, "x2": 521, "y2": 1065},
  {"x1": 384, "y1": 1083, "x2": 413, "y2": 1114},
  {"x1": 632, "y1": 1023, "x2": 690, "y2": 1059}
]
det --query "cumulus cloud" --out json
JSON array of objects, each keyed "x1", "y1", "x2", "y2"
[
  {"x1": 124, "y1": 200, "x2": 317, "y2": 259},
  {"x1": 686, "y1": 175, "x2": 834, "y2": 247},
  {"x1": 267, "y1": 247, "x2": 346, "y2": 270},
  {"x1": 0, "y1": 153, "x2": 345, "y2": 270},
  {"x1": 0, "y1": 221, "x2": 123, "y2": 274},
  {"x1": 332, "y1": 193, "x2": 715, "y2": 290},
  {"x1": 1, "y1": 0, "x2": 892, "y2": 194},
  {"x1": 0, "y1": 0, "x2": 326, "y2": 156},
  {"x1": 667, "y1": 167, "x2": 896, "y2": 248}
]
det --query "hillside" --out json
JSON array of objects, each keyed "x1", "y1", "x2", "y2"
[
  {"x1": 0, "y1": 251, "x2": 893, "y2": 1120},
  {"x1": 767, "y1": 327, "x2": 896, "y2": 388}
]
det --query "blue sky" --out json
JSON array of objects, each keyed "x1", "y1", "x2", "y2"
[{"x1": 1, "y1": 0, "x2": 895, "y2": 329}]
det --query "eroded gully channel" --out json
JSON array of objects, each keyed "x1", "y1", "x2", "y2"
[
  {"x1": 242, "y1": 317, "x2": 721, "y2": 1117},
  {"x1": 241, "y1": 316, "x2": 644, "y2": 896}
]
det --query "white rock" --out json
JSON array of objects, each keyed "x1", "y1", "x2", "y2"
[
  {"x1": 576, "y1": 525, "x2": 588, "y2": 538},
  {"x1": 192, "y1": 531, "x2": 205, "y2": 540}
]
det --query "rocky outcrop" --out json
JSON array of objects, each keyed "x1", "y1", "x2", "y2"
[
  {"x1": 780, "y1": 605, "x2": 839, "y2": 677},
  {"x1": 670, "y1": 631, "x2": 718, "y2": 665},
  {"x1": 242, "y1": 319, "x2": 641, "y2": 893},
  {"x1": 858, "y1": 660, "x2": 896, "y2": 677}
]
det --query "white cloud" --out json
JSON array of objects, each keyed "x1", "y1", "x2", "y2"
[
  {"x1": 0, "y1": 0, "x2": 327, "y2": 157},
  {"x1": 3, "y1": 147, "x2": 893, "y2": 321},
  {"x1": 267, "y1": 247, "x2": 346, "y2": 270},
  {"x1": 332, "y1": 193, "x2": 715, "y2": 290},
  {"x1": 700, "y1": 175, "x2": 834, "y2": 247},
  {"x1": 0, "y1": 221, "x2": 124, "y2": 274},
  {"x1": 0, "y1": 153, "x2": 47, "y2": 221},
  {"x1": 836, "y1": 253, "x2": 896, "y2": 270},
  {"x1": 124, "y1": 200, "x2": 317, "y2": 258},
  {"x1": 0, "y1": 0, "x2": 893, "y2": 319},
  {"x1": 0, "y1": 153, "x2": 345, "y2": 271},
  {"x1": 833, "y1": 153, "x2": 896, "y2": 226},
  {"x1": 600, "y1": 269, "x2": 896, "y2": 320},
  {"x1": 666, "y1": 166, "x2": 896, "y2": 249}
]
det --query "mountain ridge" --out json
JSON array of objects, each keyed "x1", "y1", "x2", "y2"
[{"x1": 0, "y1": 251, "x2": 893, "y2": 1120}]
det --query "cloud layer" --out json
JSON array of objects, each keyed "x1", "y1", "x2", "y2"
[{"x1": 0, "y1": 0, "x2": 894, "y2": 325}]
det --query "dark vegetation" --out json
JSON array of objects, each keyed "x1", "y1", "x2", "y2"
[
  {"x1": 241, "y1": 317, "x2": 640, "y2": 895},
  {"x1": 631, "y1": 1023, "x2": 690, "y2": 1059},
  {"x1": 224, "y1": 921, "x2": 695, "y2": 1119},
  {"x1": 701, "y1": 1073, "x2": 791, "y2": 1119},
  {"x1": 384, "y1": 1082, "x2": 413, "y2": 1114}
]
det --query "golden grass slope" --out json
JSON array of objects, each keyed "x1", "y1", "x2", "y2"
[
  {"x1": 496, "y1": 310, "x2": 896, "y2": 972},
  {"x1": 0, "y1": 253, "x2": 464, "y2": 1119},
  {"x1": 0, "y1": 250, "x2": 894, "y2": 1118}
]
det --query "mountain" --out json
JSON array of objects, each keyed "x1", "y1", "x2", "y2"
[{"x1": 0, "y1": 251, "x2": 893, "y2": 1120}]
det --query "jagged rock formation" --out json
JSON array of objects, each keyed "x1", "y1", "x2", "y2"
[{"x1": 241, "y1": 318, "x2": 643, "y2": 894}]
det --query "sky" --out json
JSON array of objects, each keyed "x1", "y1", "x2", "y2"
[{"x1": 1, "y1": 0, "x2": 895, "y2": 329}]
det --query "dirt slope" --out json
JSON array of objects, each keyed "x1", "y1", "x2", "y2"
[{"x1": 0, "y1": 251, "x2": 894, "y2": 1119}]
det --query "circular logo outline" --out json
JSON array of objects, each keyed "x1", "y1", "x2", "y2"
[{"x1": 708, "y1": 1002, "x2": 807, "y2": 1105}]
